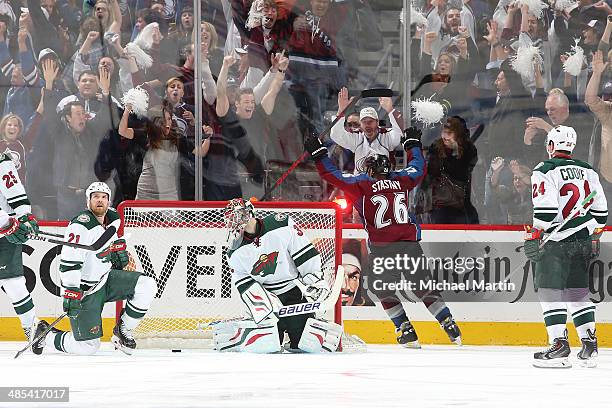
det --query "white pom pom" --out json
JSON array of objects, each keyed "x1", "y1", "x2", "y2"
[
  {"x1": 134, "y1": 22, "x2": 159, "y2": 50},
  {"x1": 400, "y1": 5, "x2": 428, "y2": 26},
  {"x1": 510, "y1": 44, "x2": 543, "y2": 80},
  {"x1": 554, "y1": 0, "x2": 577, "y2": 11},
  {"x1": 411, "y1": 97, "x2": 446, "y2": 127},
  {"x1": 246, "y1": 0, "x2": 264, "y2": 29},
  {"x1": 125, "y1": 43, "x2": 153, "y2": 69},
  {"x1": 121, "y1": 87, "x2": 150, "y2": 118},
  {"x1": 563, "y1": 40, "x2": 585, "y2": 76},
  {"x1": 515, "y1": 0, "x2": 549, "y2": 19}
]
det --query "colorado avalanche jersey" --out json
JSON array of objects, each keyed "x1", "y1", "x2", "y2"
[
  {"x1": 228, "y1": 214, "x2": 323, "y2": 296},
  {"x1": 315, "y1": 146, "x2": 426, "y2": 243}
]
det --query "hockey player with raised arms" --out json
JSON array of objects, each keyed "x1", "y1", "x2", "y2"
[
  {"x1": 31, "y1": 182, "x2": 157, "y2": 356},
  {"x1": 525, "y1": 125, "x2": 607, "y2": 368},
  {"x1": 213, "y1": 198, "x2": 343, "y2": 353},
  {"x1": 305, "y1": 126, "x2": 462, "y2": 347},
  {"x1": 0, "y1": 152, "x2": 40, "y2": 343}
]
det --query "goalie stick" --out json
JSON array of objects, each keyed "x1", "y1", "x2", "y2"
[
  {"x1": 260, "y1": 88, "x2": 394, "y2": 201},
  {"x1": 27, "y1": 226, "x2": 117, "y2": 251},
  {"x1": 201, "y1": 266, "x2": 345, "y2": 329},
  {"x1": 14, "y1": 271, "x2": 112, "y2": 359}
]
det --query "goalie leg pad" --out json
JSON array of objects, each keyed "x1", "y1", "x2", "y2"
[
  {"x1": 239, "y1": 280, "x2": 280, "y2": 325},
  {"x1": 213, "y1": 319, "x2": 281, "y2": 353},
  {"x1": 298, "y1": 318, "x2": 342, "y2": 353}
]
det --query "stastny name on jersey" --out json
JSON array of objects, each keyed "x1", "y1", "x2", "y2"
[{"x1": 372, "y1": 180, "x2": 401, "y2": 192}]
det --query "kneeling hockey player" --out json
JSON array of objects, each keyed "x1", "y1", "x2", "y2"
[
  {"x1": 214, "y1": 198, "x2": 343, "y2": 353},
  {"x1": 526, "y1": 126, "x2": 607, "y2": 368},
  {"x1": 32, "y1": 182, "x2": 157, "y2": 355}
]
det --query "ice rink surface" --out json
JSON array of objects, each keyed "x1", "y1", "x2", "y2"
[{"x1": 0, "y1": 342, "x2": 609, "y2": 408}]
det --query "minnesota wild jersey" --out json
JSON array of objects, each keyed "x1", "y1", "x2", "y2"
[
  {"x1": 59, "y1": 209, "x2": 121, "y2": 290},
  {"x1": 0, "y1": 152, "x2": 31, "y2": 220},
  {"x1": 531, "y1": 157, "x2": 608, "y2": 241},
  {"x1": 228, "y1": 214, "x2": 323, "y2": 296}
]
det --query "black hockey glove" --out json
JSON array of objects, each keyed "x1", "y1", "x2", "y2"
[
  {"x1": 590, "y1": 228, "x2": 604, "y2": 260},
  {"x1": 401, "y1": 127, "x2": 422, "y2": 151},
  {"x1": 304, "y1": 135, "x2": 328, "y2": 161},
  {"x1": 524, "y1": 227, "x2": 543, "y2": 262}
]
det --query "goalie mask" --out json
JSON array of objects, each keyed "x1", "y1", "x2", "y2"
[
  {"x1": 85, "y1": 182, "x2": 111, "y2": 211},
  {"x1": 224, "y1": 198, "x2": 255, "y2": 249},
  {"x1": 361, "y1": 154, "x2": 391, "y2": 177},
  {"x1": 546, "y1": 125, "x2": 577, "y2": 158}
]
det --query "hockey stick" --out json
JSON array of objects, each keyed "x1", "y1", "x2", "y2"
[
  {"x1": 26, "y1": 226, "x2": 117, "y2": 251},
  {"x1": 38, "y1": 230, "x2": 65, "y2": 238},
  {"x1": 538, "y1": 190, "x2": 597, "y2": 250},
  {"x1": 482, "y1": 191, "x2": 597, "y2": 300},
  {"x1": 14, "y1": 271, "x2": 111, "y2": 358},
  {"x1": 259, "y1": 88, "x2": 394, "y2": 201},
  {"x1": 200, "y1": 266, "x2": 345, "y2": 330},
  {"x1": 13, "y1": 313, "x2": 67, "y2": 359}
]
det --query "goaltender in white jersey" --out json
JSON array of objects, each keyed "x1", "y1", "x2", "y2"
[{"x1": 214, "y1": 199, "x2": 342, "y2": 353}]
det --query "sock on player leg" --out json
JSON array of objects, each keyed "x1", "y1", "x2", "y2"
[
  {"x1": 122, "y1": 275, "x2": 156, "y2": 330},
  {"x1": 539, "y1": 289, "x2": 568, "y2": 342},
  {"x1": 55, "y1": 332, "x2": 100, "y2": 355},
  {"x1": 381, "y1": 298, "x2": 409, "y2": 329},
  {"x1": 565, "y1": 288, "x2": 596, "y2": 339},
  {"x1": 1, "y1": 276, "x2": 36, "y2": 329}
]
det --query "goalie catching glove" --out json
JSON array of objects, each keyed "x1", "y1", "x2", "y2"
[
  {"x1": 0, "y1": 214, "x2": 39, "y2": 244},
  {"x1": 524, "y1": 226, "x2": 544, "y2": 262}
]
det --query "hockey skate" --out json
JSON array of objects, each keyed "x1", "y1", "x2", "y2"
[
  {"x1": 533, "y1": 336, "x2": 572, "y2": 368},
  {"x1": 112, "y1": 318, "x2": 137, "y2": 355},
  {"x1": 31, "y1": 320, "x2": 62, "y2": 355},
  {"x1": 577, "y1": 329, "x2": 598, "y2": 368},
  {"x1": 440, "y1": 316, "x2": 462, "y2": 345},
  {"x1": 396, "y1": 321, "x2": 420, "y2": 349}
]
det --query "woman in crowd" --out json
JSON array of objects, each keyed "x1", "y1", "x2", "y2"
[
  {"x1": 426, "y1": 116, "x2": 479, "y2": 224},
  {"x1": 118, "y1": 103, "x2": 210, "y2": 200},
  {"x1": 0, "y1": 114, "x2": 27, "y2": 182}
]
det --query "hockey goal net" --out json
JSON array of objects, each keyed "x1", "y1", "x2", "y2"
[{"x1": 116, "y1": 200, "x2": 343, "y2": 349}]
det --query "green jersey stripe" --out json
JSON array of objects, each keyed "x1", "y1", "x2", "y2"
[{"x1": 293, "y1": 247, "x2": 319, "y2": 268}]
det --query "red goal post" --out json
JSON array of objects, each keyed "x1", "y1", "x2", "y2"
[{"x1": 115, "y1": 200, "x2": 343, "y2": 348}]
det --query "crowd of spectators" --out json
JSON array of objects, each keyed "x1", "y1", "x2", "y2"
[{"x1": 0, "y1": 0, "x2": 608, "y2": 225}]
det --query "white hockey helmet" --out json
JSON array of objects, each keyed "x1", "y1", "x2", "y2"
[
  {"x1": 85, "y1": 181, "x2": 111, "y2": 209},
  {"x1": 224, "y1": 198, "x2": 255, "y2": 249},
  {"x1": 546, "y1": 125, "x2": 577, "y2": 157}
]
